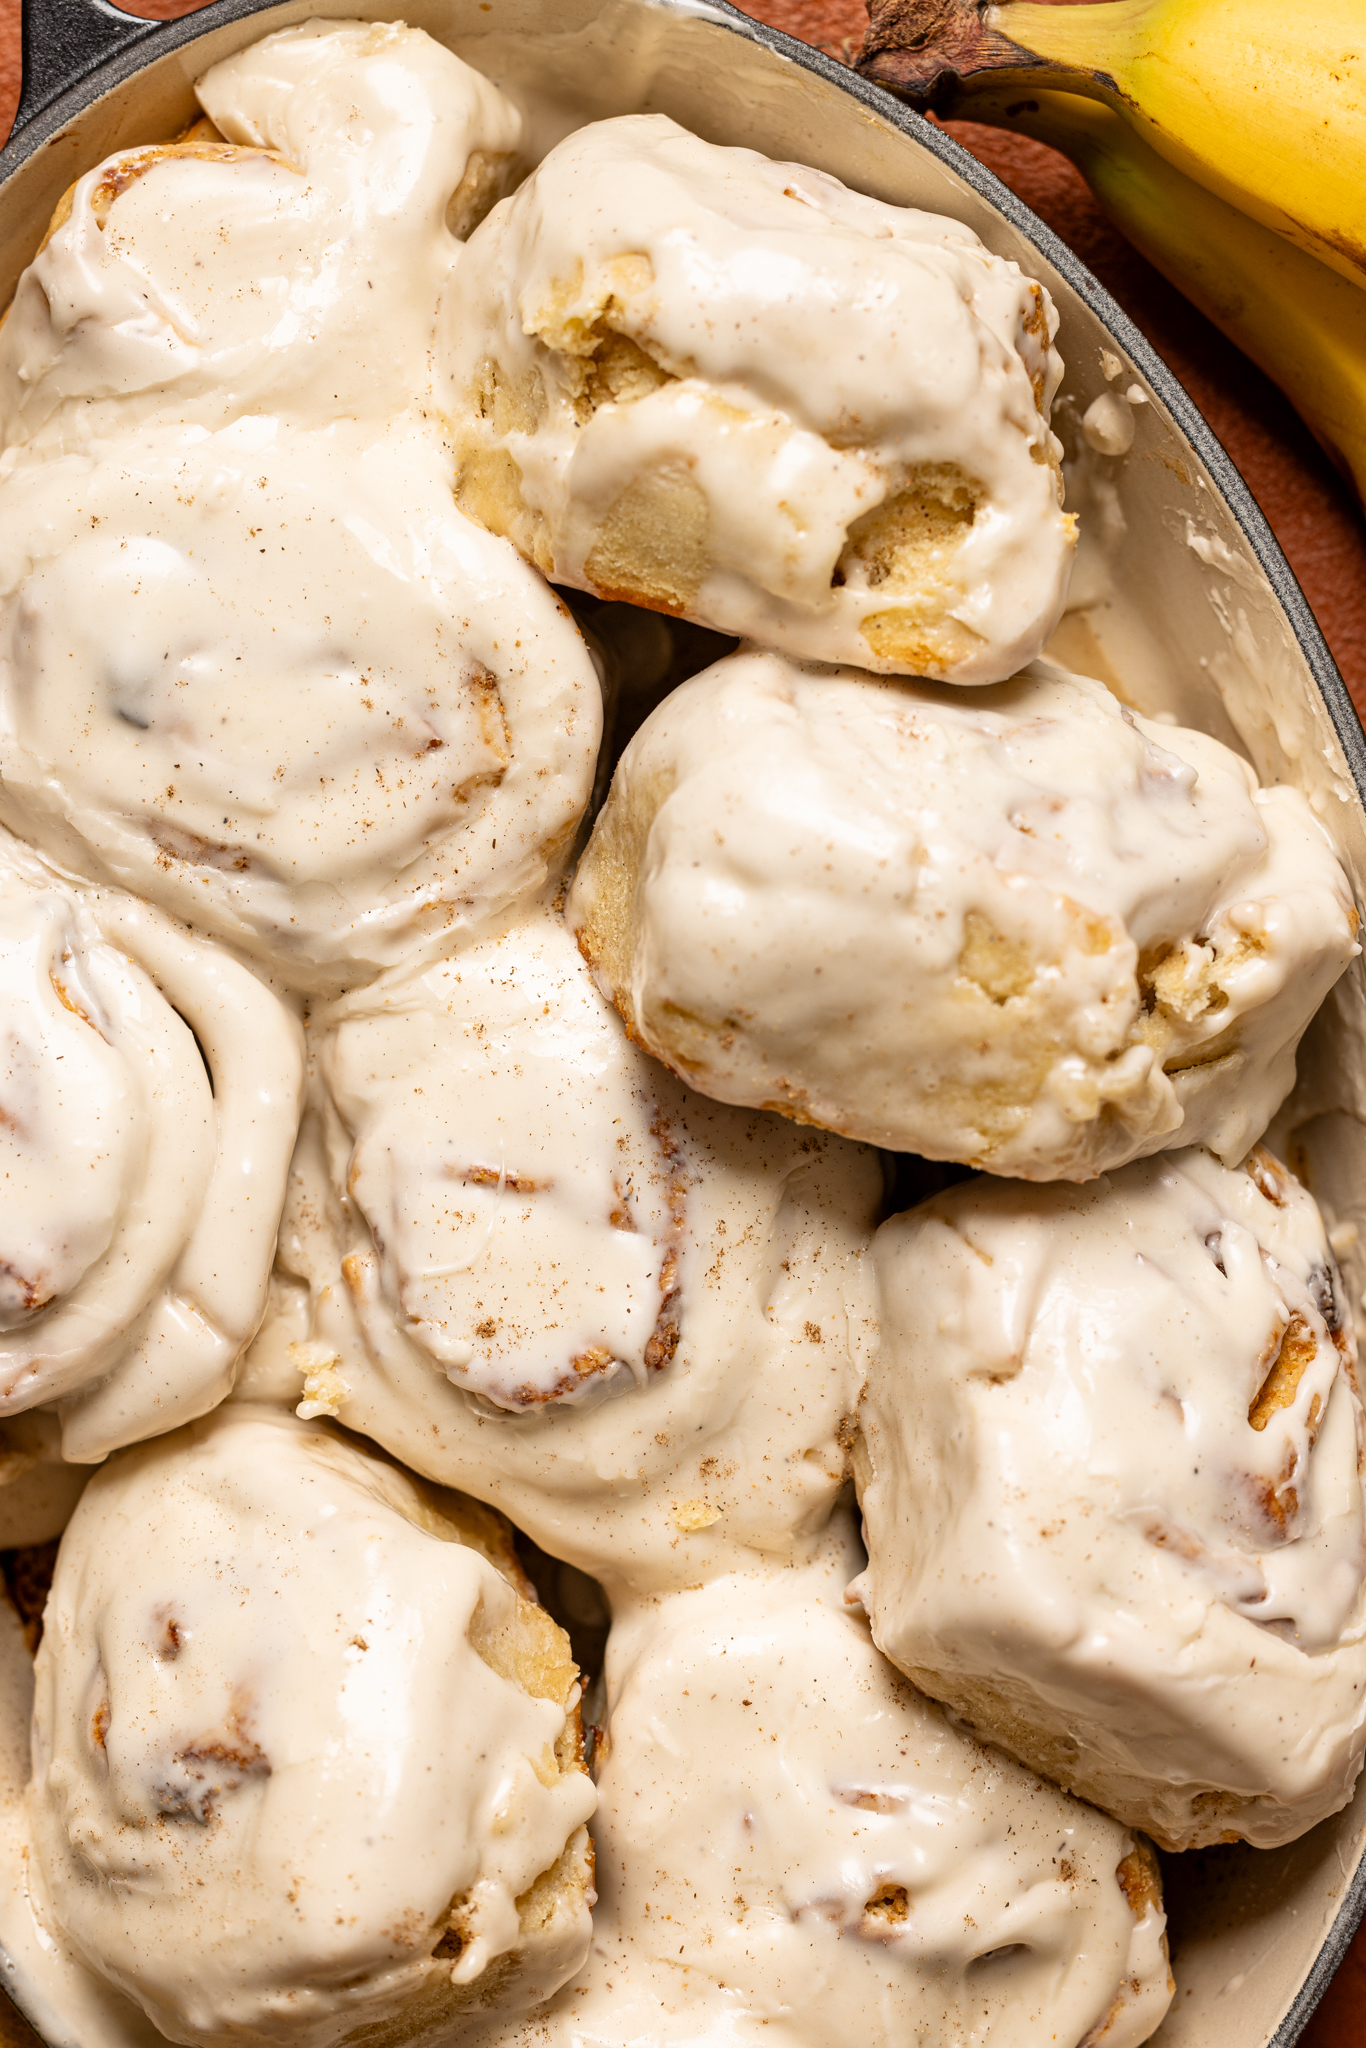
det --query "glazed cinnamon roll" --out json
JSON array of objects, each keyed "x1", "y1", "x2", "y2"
[
  {"x1": 0, "y1": 21, "x2": 522, "y2": 454},
  {"x1": 0, "y1": 419, "x2": 601, "y2": 993},
  {"x1": 0, "y1": 830, "x2": 302, "y2": 1461},
  {"x1": 569, "y1": 650, "x2": 1358, "y2": 1180},
  {"x1": 518, "y1": 1512, "x2": 1172, "y2": 2048},
  {"x1": 25, "y1": 1405, "x2": 596, "y2": 2048},
  {"x1": 445, "y1": 114, "x2": 1075, "y2": 686},
  {"x1": 283, "y1": 907, "x2": 882, "y2": 1593},
  {"x1": 853, "y1": 1145, "x2": 1366, "y2": 1850}
]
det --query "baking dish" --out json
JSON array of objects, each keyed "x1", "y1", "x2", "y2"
[{"x1": 1, "y1": 0, "x2": 1365, "y2": 2040}]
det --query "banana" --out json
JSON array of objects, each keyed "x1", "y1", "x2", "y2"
[
  {"x1": 859, "y1": 0, "x2": 1366, "y2": 292},
  {"x1": 938, "y1": 85, "x2": 1366, "y2": 502}
]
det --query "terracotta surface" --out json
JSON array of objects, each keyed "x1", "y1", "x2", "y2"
[{"x1": 0, "y1": 0, "x2": 1364, "y2": 2042}]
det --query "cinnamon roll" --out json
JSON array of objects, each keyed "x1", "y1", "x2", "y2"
[
  {"x1": 445, "y1": 114, "x2": 1075, "y2": 686},
  {"x1": 24, "y1": 1404, "x2": 596, "y2": 2047},
  {"x1": 0, "y1": 21, "x2": 522, "y2": 455},
  {"x1": 513, "y1": 1513, "x2": 1172, "y2": 2047},
  {"x1": 0, "y1": 829, "x2": 302, "y2": 1461},
  {"x1": 285, "y1": 907, "x2": 882, "y2": 1593},
  {"x1": 0, "y1": 418, "x2": 601, "y2": 993},
  {"x1": 570, "y1": 650, "x2": 1358, "y2": 1180},
  {"x1": 853, "y1": 1145, "x2": 1366, "y2": 1849}
]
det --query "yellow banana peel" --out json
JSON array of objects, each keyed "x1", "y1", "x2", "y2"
[
  {"x1": 947, "y1": 87, "x2": 1366, "y2": 502},
  {"x1": 860, "y1": 0, "x2": 1366, "y2": 292}
]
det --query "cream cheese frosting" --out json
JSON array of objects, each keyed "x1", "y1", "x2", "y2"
[
  {"x1": 0, "y1": 827, "x2": 302, "y2": 1463},
  {"x1": 0, "y1": 21, "x2": 523, "y2": 457},
  {"x1": 853, "y1": 1145, "x2": 1366, "y2": 1851},
  {"x1": 25, "y1": 1404, "x2": 597, "y2": 2048},
  {"x1": 569, "y1": 648, "x2": 1359, "y2": 1179},
  {"x1": 494, "y1": 1514, "x2": 1172, "y2": 2048},
  {"x1": 283, "y1": 906, "x2": 883, "y2": 1594},
  {"x1": 444, "y1": 113, "x2": 1075, "y2": 685},
  {"x1": 317, "y1": 909, "x2": 701, "y2": 1412},
  {"x1": 0, "y1": 413, "x2": 601, "y2": 992}
]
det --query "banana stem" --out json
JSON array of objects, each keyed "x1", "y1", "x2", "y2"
[{"x1": 860, "y1": 0, "x2": 1129, "y2": 109}]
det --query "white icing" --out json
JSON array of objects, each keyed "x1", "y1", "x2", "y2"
[
  {"x1": 0, "y1": 875, "x2": 146, "y2": 1330},
  {"x1": 0, "y1": 414, "x2": 601, "y2": 992},
  {"x1": 318, "y1": 912, "x2": 688, "y2": 1411},
  {"x1": 494, "y1": 1516, "x2": 1172, "y2": 2048},
  {"x1": 854, "y1": 1145, "x2": 1366, "y2": 1850},
  {"x1": 287, "y1": 906, "x2": 882, "y2": 1593},
  {"x1": 569, "y1": 648, "x2": 1359, "y2": 1179},
  {"x1": 445, "y1": 112, "x2": 1075, "y2": 684},
  {"x1": 0, "y1": 828, "x2": 302, "y2": 1460},
  {"x1": 1081, "y1": 389, "x2": 1137, "y2": 457},
  {"x1": 25, "y1": 1405, "x2": 596, "y2": 2048},
  {"x1": 0, "y1": 22, "x2": 522, "y2": 456}
]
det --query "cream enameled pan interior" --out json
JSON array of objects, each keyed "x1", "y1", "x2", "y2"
[{"x1": 0, "y1": 2, "x2": 1364, "y2": 2043}]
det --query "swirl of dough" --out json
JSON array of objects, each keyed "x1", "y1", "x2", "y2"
[
  {"x1": 24, "y1": 1404, "x2": 596, "y2": 2048},
  {"x1": 280, "y1": 908, "x2": 882, "y2": 1595},
  {"x1": 0, "y1": 416, "x2": 601, "y2": 993},
  {"x1": 569, "y1": 649, "x2": 1359, "y2": 1180},
  {"x1": 0, "y1": 829, "x2": 303, "y2": 1462},
  {"x1": 0, "y1": 22, "x2": 522, "y2": 456},
  {"x1": 853, "y1": 1145, "x2": 1366, "y2": 1851},
  {"x1": 511, "y1": 1513, "x2": 1172, "y2": 2048},
  {"x1": 445, "y1": 114, "x2": 1075, "y2": 686}
]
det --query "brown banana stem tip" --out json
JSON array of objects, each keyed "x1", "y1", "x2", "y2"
[{"x1": 857, "y1": 0, "x2": 1047, "y2": 110}]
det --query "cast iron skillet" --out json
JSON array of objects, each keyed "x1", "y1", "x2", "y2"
[{"x1": 1, "y1": 1, "x2": 1366, "y2": 2042}]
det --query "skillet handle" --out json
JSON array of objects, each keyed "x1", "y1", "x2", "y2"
[{"x1": 13, "y1": 0, "x2": 161, "y2": 142}]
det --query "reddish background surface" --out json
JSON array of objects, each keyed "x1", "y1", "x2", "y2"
[{"x1": 0, "y1": 0, "x2": 1364, "y2": 2040}]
